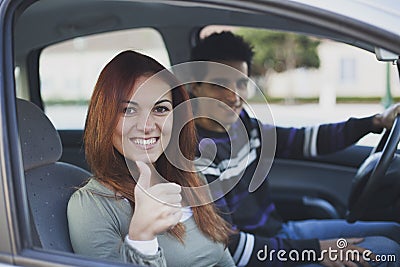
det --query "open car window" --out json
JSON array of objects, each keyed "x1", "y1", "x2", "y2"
[{"x1": 39, "y1": 28, "x2": 170, "y2": 129}]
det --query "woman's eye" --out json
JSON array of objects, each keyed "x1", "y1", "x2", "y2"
[
  {"x1": 123, "y1": 107, "x2": 136, "y2": 115},
  {"x1": 153, "y1": 106, "x2": 170, "y2": 114}
]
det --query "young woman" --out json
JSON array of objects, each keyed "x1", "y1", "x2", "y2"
[{"x1": 67, "y1": 50, "x2": 235, "y2": 267}]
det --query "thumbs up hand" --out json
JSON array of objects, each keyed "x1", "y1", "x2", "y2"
[{"x1": 128, "y1": 161, "x2": 182, "y2": 241}]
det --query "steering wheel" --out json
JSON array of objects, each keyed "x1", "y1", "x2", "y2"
[{"x1": 346, "y1": 115, "x2": 400, "y2": 223}]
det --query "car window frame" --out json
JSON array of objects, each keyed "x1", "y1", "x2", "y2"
[{"x1": 0, "y1": 0, "x2": 26, "y2": 264}]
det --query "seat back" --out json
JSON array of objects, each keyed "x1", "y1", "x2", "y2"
[{"x1": 17, "y1": 99, "x2": 91, "y2": 252}]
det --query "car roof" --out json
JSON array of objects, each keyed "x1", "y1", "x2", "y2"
[{"x1": 14, "y1": 0, "x2": 400, "y2": 60}]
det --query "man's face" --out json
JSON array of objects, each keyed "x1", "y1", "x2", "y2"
[{"x1": 192, "y1": 60, "x2": 248, "y2": 132}]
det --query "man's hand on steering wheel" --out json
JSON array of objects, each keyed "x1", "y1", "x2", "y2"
[
  {"x1": 373, "y1": 103, "x2": 400, "y2": 130},
  {"x1": 347, "y1": 104, "x2": 400, "y2": 223}
]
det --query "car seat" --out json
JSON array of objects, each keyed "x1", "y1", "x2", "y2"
[{"x1": 17, "y1": 98, "x2": 91, "y2": 252}]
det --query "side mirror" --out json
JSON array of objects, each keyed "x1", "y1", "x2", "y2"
[{"x1": 375, "y1": 47, "x2": 398, "y2": 62}]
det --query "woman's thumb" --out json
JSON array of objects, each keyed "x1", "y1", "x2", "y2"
[{"x1": 136, "y1": 161, "x2": 151, "y2": 190}]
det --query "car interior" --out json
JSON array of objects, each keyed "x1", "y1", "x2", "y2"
[
  {"x1": 17, "y1": 98, "x2": 91, "y2": 252},
  {"x1": 5, "y1": 0, "x2": 400, "y2": 264}
]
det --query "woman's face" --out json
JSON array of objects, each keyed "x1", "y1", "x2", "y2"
[{"x1": 112, "y1": 75, "x2": 173, "y2": 164}]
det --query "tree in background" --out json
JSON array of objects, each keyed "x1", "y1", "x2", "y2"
[{"x1": 235, "y1": 28, "x2": 320, "y2": 102}]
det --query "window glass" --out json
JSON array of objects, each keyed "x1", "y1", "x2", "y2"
[
  {"x1": 201, "y1": 26, "x2": 399, "y2": 146},
  {"x1": 40, "y1": 28, "x2": 170, "y2": 129}
]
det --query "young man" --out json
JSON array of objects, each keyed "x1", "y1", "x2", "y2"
[{"x1": 190, "y1": 31, "x2": 400, "y2": 266}]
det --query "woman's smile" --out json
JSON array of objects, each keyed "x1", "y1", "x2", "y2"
[{"x1": 131, "y1": 137, "x2": 160, "y2": 150}]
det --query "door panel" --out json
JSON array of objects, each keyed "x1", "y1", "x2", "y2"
[
  {"x1": 269, "y1": 145, "x2": 400, "y2": 222},
  {"x1": 268, "y1": 145, "x2": 371, "y2": 221},
  {"x1": 268, "y1": 157, "x2": 356, "y2": 221}
]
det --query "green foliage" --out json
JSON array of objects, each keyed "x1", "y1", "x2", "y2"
[{"x1": 235, "y1": 28, "x2": 320, "y2": 76}]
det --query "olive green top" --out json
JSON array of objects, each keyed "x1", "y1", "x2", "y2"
[{"x1": 67, "y1": 178, "x2": 235, "y2": 267}]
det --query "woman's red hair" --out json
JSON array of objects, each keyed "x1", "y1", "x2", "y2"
[{"x1": 84, "y1": 50, "x2": 231, "y2": 244}]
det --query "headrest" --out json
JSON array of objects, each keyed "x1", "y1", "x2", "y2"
[{"x1": 17, "y1": 99, "x2": 62, "y2": 171}]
